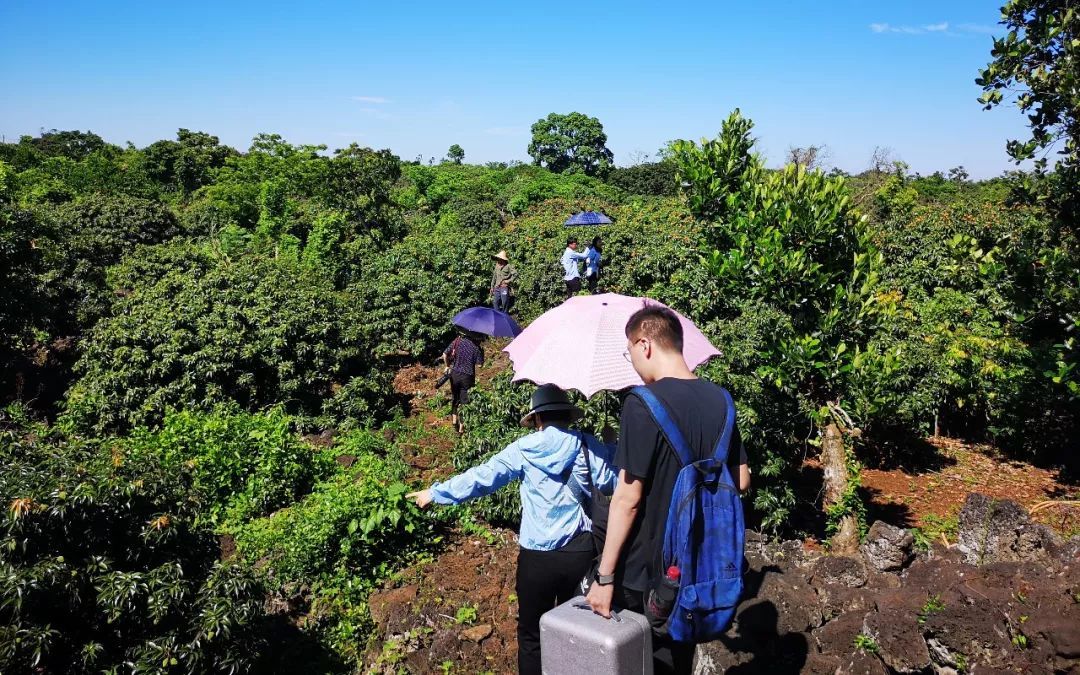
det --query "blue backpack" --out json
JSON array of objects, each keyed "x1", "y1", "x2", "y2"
[{"x1": 630, "y1": 385, "x2": 745, "y2": 643}]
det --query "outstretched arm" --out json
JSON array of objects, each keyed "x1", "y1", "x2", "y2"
[{"x1": 408, "y1": 443, "x2": 522, "y2": 507}]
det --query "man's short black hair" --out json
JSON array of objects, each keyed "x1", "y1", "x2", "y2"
[
  {"x1": 567, "y1": 236, "x2": 578, "y2": 246},
  {"x1": 625, "y1": 305, "x2": 684, "y2": 353}
]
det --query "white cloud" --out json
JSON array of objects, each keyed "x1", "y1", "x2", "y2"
[
  {"x1": 350, "y1": 96, "x2": 388, "y2": 104},
  {"x1": 869, "y1": 21, "x2": 951, "y2": 35}
]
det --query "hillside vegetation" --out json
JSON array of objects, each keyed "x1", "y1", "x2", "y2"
[{"x1": 3, "y1": 9, "x2": 1080, "y2": 662}]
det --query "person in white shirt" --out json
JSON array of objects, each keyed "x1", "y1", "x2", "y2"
[{"x1": 560, "y1": 236, "x2": 589, "y2": 299}]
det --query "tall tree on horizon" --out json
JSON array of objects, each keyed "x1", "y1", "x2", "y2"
[{"x1": 527, "y1": 112, "x2": 614, "y2": 177}]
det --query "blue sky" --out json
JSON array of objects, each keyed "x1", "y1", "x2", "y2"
[{"x1": 0, "y1": 1, "x2": 1027, "y2": 178}]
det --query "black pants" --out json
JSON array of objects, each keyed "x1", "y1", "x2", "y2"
[
  {"x1": 619, "y1": 587, "x2": 696, "y2": 675},
  {"x1": 449, "y1": 372, "x2": 474, "y2": 414},
  {"x1": 564, "y1": 277, "x2": 581, "y2": 299},
  {"x1": 586, "y1": 273, "x2": 599, "y2": 294},
  {"x1": 516, "y1": 533, "x2": 594, "y2": 675}
]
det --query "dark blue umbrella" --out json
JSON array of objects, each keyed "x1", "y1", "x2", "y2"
[
  {"x1": 452, "y1": 307, "x2": 523, "y2": 337},
  {"x1": 564, "y1": 211, "x2": 613, "y2": 226}
]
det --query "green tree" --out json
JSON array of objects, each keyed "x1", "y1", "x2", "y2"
[
  {"x1": 977, "y1": 0, "x2": 1079, "y2": 180},
  {"x1": 606, "y1": 161, "x2": 678, "y2": 196},
  {"x1": 46, "y1": 194, "x2": 180, "y2": 330},
  {"x1": 143, "y1": 129, "x2": 236, "y2": 195},
  {"x1": 527, "y1": 112, "x2": 614, "y2": 176},
  {"x1": 324, "y1": 143, "x2": 403, "y2": 243},
  {"x1": 447, "y1": 143, "x2": 465, "y2": 164},
  {"x1": 978, "y1": 0, "x2": 1080, "y2": 404},
  {"x1": 22, "y1": 129, "x2": 111, "y2": 162},
  {"x1": 674, "y1": 110, "x2": 881, "y2": 545},
  {"x1": 670, "y1": 109, "x2": 757, "y2": 221}
]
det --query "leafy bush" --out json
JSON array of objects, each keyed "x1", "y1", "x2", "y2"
[
  {"x1": 0, "y1": 206, "x2": 49, "y2": 351},
  {"x1": 41, "y1": 193, "x2": 181, "y2": 331},
  {"x1": 347, "y1": 227, "x2": 492, "y2": 359},
  {"x1": 856, "y1": 199, "x2": 1078, "y2": 450},
  {"x1": 233, "y1": 435, "x2": 436, "y2": 664},
  {"x1": 124, "y1": 406, "x2": 337, "y2": 528},
  {"x1": 454, "y1": 372, "x2": 535, "y2": 525},
  {"x1": 606, "y1": 161, "x2": 678, "y2": 197},
  {"x1": 64, "y1": 241, "x2": 393, "y2": 433},
  {"x1": 0, "y1": 409, "x2": 266, "y2": 674}
]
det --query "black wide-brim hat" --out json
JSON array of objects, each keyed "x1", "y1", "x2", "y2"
[{"x1": 520, "y1": 384, "x2": 584, "y2": 428}]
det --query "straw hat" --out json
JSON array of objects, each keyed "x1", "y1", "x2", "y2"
[
  {"x1": 519, "y1": 384, "x2": 583, "y2": 428},
  {"x1": 491, "y1": 250, "x2": 510, "y2": 263}
]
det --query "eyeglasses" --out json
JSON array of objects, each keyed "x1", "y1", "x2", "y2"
[{"x1": 623, "y1": 338, "x2": 648, "y2": 362}]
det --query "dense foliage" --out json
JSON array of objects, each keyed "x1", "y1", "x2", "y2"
[
  {"x1": 63, "y1": 241, "x2": 392, "y2": 433},
  {"x1": 124, "y1": 406, "x2": 337, "y2": 528},
  {"x1": 232, "y1": 430, "x2": 437, "y2": 665},
  {"x1": 2, "y1": 18, "x2": 1079, "y2": 662},
  {"x1": 0, "y1": 410, "x2": 266, "y2": 674}
]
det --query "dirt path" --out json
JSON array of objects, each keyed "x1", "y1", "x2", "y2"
[
  {"x1": 367, "y1": 341, "x2": 522, "y2": 673},
  {"x1": 860, "y1": 436, "x2": 1079, "y2": 538}
]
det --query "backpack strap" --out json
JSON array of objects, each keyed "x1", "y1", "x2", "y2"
[
  {"x1": 629, "y1": 386, "x2": 695, "y2": 467},
  {"x1": 630, "y1": 385, "x2": 737, "y2": 467},
  {"x1": 712, "y1": 387, "x2": 736, "y2": 464}
]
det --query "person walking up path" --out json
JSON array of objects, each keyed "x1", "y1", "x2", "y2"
[
  {"x1": 561, "y1": 236, "x2": 588, "y2": 299},
  {"x1": 585, "y1": 306, "x2": 751, "y2": 674},
  {"x1": 490, "y1": 249, "x2": 517, "y2": 313},
  {"x1": 442, "y1": 330, "x2": 484, "y2": 434},
  {"x1": 408, "y1": 385, "x2": 617, "y2": 675}
]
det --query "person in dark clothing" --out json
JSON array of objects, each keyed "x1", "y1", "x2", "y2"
[
  {"x1": 585, "y1": 306, "x2": 751, "y2": 674},
  {"x1": 442, "y1": 330, "x2": 484, "y2": 434}
]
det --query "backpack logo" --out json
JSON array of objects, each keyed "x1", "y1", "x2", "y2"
[{"x1": 631, "y1": 385, "x2": 745, "y2": 643}]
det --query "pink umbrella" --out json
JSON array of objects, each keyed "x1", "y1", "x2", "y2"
[{"x1": 503, "y1": 293, "x2": 720, "y2": 396}]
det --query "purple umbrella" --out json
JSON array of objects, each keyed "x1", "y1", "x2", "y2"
[
  {"x1": 564, "y1": 211, "x2": 613, "y2": 226},
  {"x1": 452, "y1": 307, "x2": 522, "y2": 338}
]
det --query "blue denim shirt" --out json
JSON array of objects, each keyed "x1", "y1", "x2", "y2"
[
  {"x1": 585, "y1": 247, "x2": 601, "y2": 277},
  {"x1": 429, "y1": 426, "x2": 617, "y2": 550}
]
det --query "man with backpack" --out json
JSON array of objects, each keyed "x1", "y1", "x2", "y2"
[{"x1": 585, "y1": 306, "x2": 750, "y2": 673}]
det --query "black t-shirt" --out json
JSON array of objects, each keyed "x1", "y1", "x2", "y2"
[{"x1": 613, "y1": 377, "x2": 746, "y2": 592}]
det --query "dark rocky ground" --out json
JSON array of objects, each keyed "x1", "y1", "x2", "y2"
[
  {"x1": 364, "y1": 493, "x2": 1079, "y2": 673},
  {"x1": 695, "y1": 493, "x2": 1080, "y2": 674}
]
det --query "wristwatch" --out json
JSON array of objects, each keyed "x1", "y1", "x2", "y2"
[{"x1": 595, "y1": 572, "x2": 615, "y2": 586}]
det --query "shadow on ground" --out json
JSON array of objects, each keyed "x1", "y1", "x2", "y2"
[{"x1": 715, "y1": 565, "x2": 809, "y2": 674}]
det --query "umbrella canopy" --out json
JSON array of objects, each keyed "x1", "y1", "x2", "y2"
[
  {"x1": 452, "y1": 306, "x2": 523, "y2": 338},
  {"x1": 564, "y1": 211, "x2": 613, "y2": 226},
  {"x1": 503, "y1": 293, "x2": 720, "y2": 396}
]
